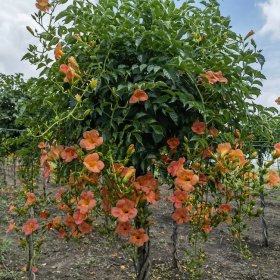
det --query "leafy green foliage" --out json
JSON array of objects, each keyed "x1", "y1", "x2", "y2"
[
  {"x1": 22, "y1": 0, "x2": 268, "y2": 172},
  {"x1": 0, "y1": 73, "x2": 27, "y2": 156}
]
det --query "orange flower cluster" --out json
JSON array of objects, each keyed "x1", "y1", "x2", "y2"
[
  {"x1": 134, "y1": 173, "x2": 160, "y2": 205},
  {"x1": 216, "y1": 143, "x2": 246, "y2": 173},
  {"x1": 200, "y1": 70, "x2": 228, "y2": 84},
  {"x1": 60, "y1": 56, "x2": 80, "y2": 83},
  {"x1": 167, "y1": 157, "x2": 200, "y2": 225},
  {"x1": 79, "y1": 129, "x2": 105, "y2": 173},
  {"x1": 39, "y1": 143, "x2": 78, "y2": 177},
  {"x1": 109, "y1": 171, "x2": 159, "y2": 246},
  {"x1": 48, "y1": 180, "x2": 97, "y2": 238}
]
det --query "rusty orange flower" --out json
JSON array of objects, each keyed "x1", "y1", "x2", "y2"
[
  {"x1": 22, "y1": 218, "x2": 39, "y2": 236},
  {"x1": 273, "y1": 143, "x2": 280, "y2": 158},
  {"x1": 39, "y1": 210, "x2": 50, "y2": 219},
  {"x1": 35, "y1": 0, "x2": 49, "y2": 12},
  {"x1": 121, "y1": 166, "x2": 136, "y2": 182},
  {"x1": 203, "y1": 145, "x2": 213, "y2": 158},
  {"x1": 143, "y1": 190, "x2": 160, "y2": 205},
  {"x1": 267, "y1": 170, "x2": 280, "y2": 188},
  {"x1": 171, "y1": 208, "x2": 191, "y2": 224},
  {"x1": 48, "y1": 145, "x2": 64, "y2": 161},
  {"x1": 54, "y1": 42, "x2": 64, "y2": 60},
  {"x1": 58, "y1": 228, "x2": 66, "y2": 239},
  {"x1": 6, "y1": 219, "x2": 16, "y2": 234},
  {"x1": 167, "y1": 137, "x2": 180, "y2": 150},
  {"x1": 129, "y1": 228, "x2": 149, "y2": 247},
  {"x1": 244, "y1": 30, "x2": 255, "y2": 40},
  {"x1": 217, "y1": 204, "x2": 231, "y2": 214},
  {"x1": 47, "y1": 216, "x2": 61, "y2": 230},
  {"x1": 129, "y1": 89, "x2": 148, "y2": 104},
  {"x1": 111, "y1": 198, "x2": 137, "y2": 223},
  {"x1": 191, "y1": 119, "x2": 206, "y2": 135},
  {"x1": 216, "y1": 143, "x2": 231, "y2": 157},
  {"x1": 25, "y1": 192, "x2": 37, "y2": 207},
  {"x1": 77, "y1": 191, "x2": 96, "y2": 214},
  {"x1": 83, "y1": 153, "x2": 105, "y2": 173},
  {"x1": 60, "y1": 64, "x2": 78, "y2": 83},
  {"x1": 201, "y1": 223, "x2": 212, "y2": 234},
  {"x1": 200, "y1": 71, "x2": 228, "y2": 84},
  {"x1": 64, "y1": 214, "x2": 77, "y2": 231},
  {"x1": 115, "y1": 222, "x2": 133, "y2": 237},
  {"x1": 61, "y1": 146, "x2": 78, "y2": 163},
  {"x1": 167, "y1": 157, "x2": 186, "y2": 177},
  {"x1": 169, "y1": 190, "x2": 189, "y2": 209},
  {"x1": 228, "y1": 149, "x2": 245, "y2": 167},
  {"x1": 209, "y1": 127, "x2": 219, "y2": 137},
  {"x1": 175, "y1": 169, "x2": 199, "y2": 192},
  {"x1": 78, "y1": 222, "x2": 92, "y2": 234},
  {"x1": 79, "y1": 129, "x2": 103, "y2": 150},
  {"x1": 73, "y1": 211, "x2": 87, "y2": 225},
  {"x1": 213, "y1": 71, "x2": 228, "y2": 83},
  {"x1": 134, "y1": 173, "x2": 158, "y2": 194},
  {"x1": 275, "y1": 97, "x2": 280, "y2": 105}
]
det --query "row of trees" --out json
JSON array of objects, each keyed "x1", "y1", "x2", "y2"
[{"x1": 1, "y1": 0, "x2": 280, "y2": 279}]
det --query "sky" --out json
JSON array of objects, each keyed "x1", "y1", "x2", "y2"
[{"x1": 0, "y1": 0, "x2": 279, "y2": 109}]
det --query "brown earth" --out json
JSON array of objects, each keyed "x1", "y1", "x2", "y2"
[{"x1": 0, "y1": 173, "x2": 280, "y2": 280}]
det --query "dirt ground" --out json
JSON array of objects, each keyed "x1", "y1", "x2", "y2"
[{"x1": 0, "y1": 178, "x2": 280, "y2": 280}]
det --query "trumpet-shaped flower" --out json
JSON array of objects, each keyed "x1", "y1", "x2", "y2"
[
  {"x1": 22, "y1": 218, "x2": 39, "y2": 235},
  {"x1": 167, "y1": 137, "x2": 180, "y2": 150},
  {"x1": 169, "y1": 190, "x2": 189, "y2": 208},
  {"x1": 111, "y1": 199, "x2": 137, "y2": 222},
  {"x1": 35, "y1": 0, "x2": 49, "y2": 12},
  {"x1": 171, "y1": 208, "x2": 191, "y2": 224},
  {"x1": 83, "y1": 153, "x2": 105, "y2": 173},
  {"x1": 129, "y1": 228, "x2": 149, "y2": 247},
  {"x1": 175, "y1": 169, "x2": 199, "y2": 192},
  {"x1": 200, "y1": 71, "x2": 228, "y2": 84},
  {"x1": 167, "y1": 157, "x2": 185, "y2": 177},
  {"x1": 191, "y1": 119, "x2": 206, "y2": 135},
  {"x1": 61, "y1": 146, "x2": 78, "y2": 163},
  {"x1": 80, "y1": 129, "x2": 103, "y2": 150},
  {"x1": 115, "y1": 222, "x2": 133, "y2": 237},
  {"x1": 77, "y1": 191, "x2": 96, "y2": 214},
  {"x1": 129, "y1": 89, "x2": 148, "y2": 104}
]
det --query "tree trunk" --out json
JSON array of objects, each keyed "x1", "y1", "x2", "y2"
[
  {"x1": 13, "y1": 157, "x2": 17, "y2": 188},
  {"x1": 136, "y1": 228, "x2": 151, "y2": 280},
  {"x1": 258, "y1": 151, "x2": 268, "y2": 247}
]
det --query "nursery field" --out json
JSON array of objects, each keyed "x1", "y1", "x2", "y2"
[{"x1": 1, "y1": 179, "x2": 280, "y2": 280}]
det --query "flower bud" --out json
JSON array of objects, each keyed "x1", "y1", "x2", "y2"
[
  {"x1": 234, "y1": 129, "x2": 240, "y2": 138},
  {"x1": 75, "y1": 94, "x2": 82, "y2": 102},
  {"x1": 26, "y1": 26, "x2": 34, "y2": 36},
  {"x1": 90, "y1": 79, "x2": 98, "y2": 90},
  {"x1": 127, "y1": 144, "x2": 135, "y2": 155},
  {"x1": 74, "y1": 34, "x2": 82, "y2": 41}
]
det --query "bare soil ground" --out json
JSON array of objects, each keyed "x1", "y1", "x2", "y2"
[{"x1": 0, "y1": 174, "x2": 280, "y2": 280}]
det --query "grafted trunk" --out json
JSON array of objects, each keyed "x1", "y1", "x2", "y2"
[
  {"x1": 258, "y1": 151, "x2": 268, "y2": 247},
  {"x1": 136, "y1": 228, "x2": 151, "y2": 280}
]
